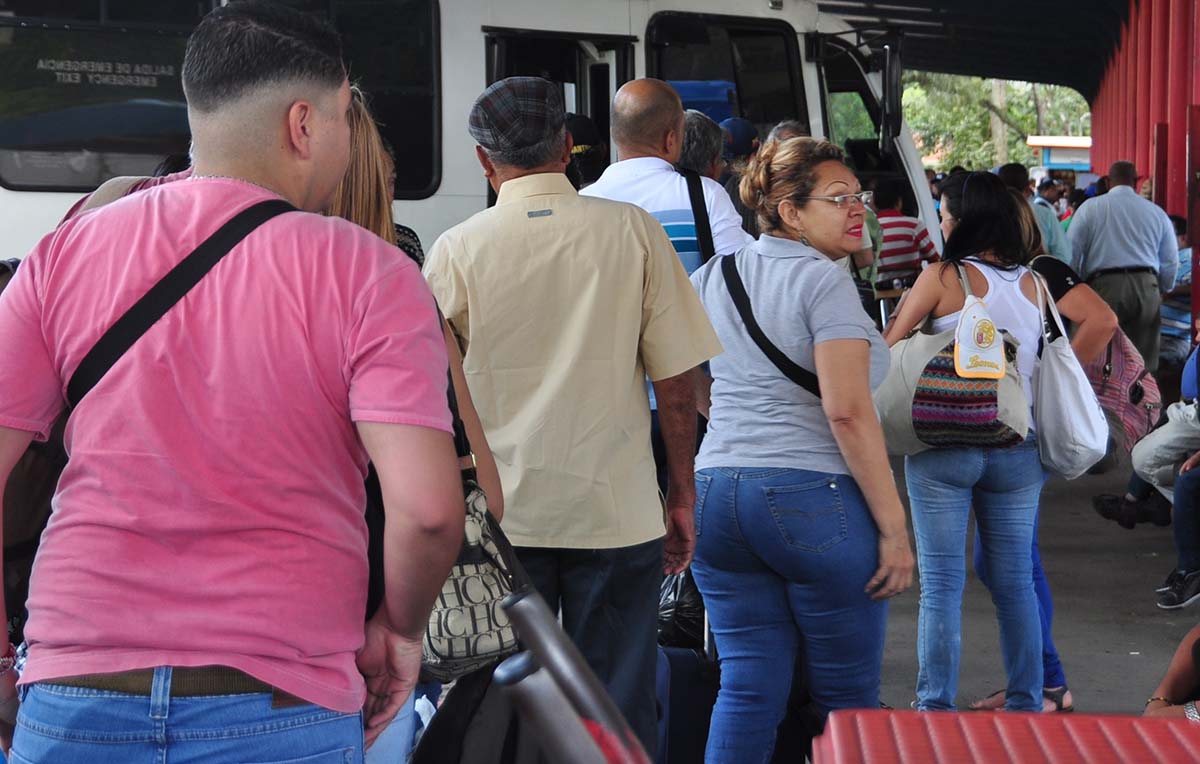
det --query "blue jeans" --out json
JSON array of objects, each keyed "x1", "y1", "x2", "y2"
[
  {"x1": 1173, "y1": 469, "x2": 1200, "y2": 573},
  {"x1": 10, "y1": 667, "x2": 364, "y2": 764},
  {"x1": 517, "y1": 538, "x2": 663, "y2": 756},
  {"x1": 691, "y1": 467, "x2": 887, "y2": 763},
  {"x1": 972, "y1": 504, "x2": 1066, "y2": 689},
  {"x1": 906, "y1": 439, "x2": 1045, "y2": 712}
]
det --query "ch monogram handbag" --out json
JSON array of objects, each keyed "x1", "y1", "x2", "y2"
[{"x1": 365, "y1": 367, "x2": 527, "y2": 684}]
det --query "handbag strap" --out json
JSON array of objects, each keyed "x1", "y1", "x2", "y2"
[
  {"x1": 680, "y1": 168, "x2": 717, "y2": 265},
  {"x1": 444, "y1": 367, "x2": 472, "y2": 461},
  {"x1": 66, "y1": 199, "x2": 296, "y2": 409},
  {"x1": 720, "y1": 254, "x2": 821, "y2": 399},
  {"x1": 1030, "y1": 270, "x2": 1070, "y2": 343}
]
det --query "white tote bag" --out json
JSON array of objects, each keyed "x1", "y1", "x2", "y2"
[{"x1": 1031, "y1": 273, "x2": 1109, "y2": 478}]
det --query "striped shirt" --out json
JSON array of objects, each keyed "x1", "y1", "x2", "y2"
[
  {"x1": 1162, "y1": 247, "x2": 1193, "y2": 341},
  {"x1": 874, "y1": 208, "x2": 939, "y2": 282}
]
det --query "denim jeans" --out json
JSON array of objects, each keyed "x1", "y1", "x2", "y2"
[
  {"x1": 516, "y1": 538, "x2": 663, "y2": 757},
  {"x1": 906, "y1": 439, "x2": 1044, "y2": 712},
  {"x1": 364, "y1": 692, "x2": 414, "y2": 764},
  {"x1": 691, "y1": 467, "x2": 887, "y2": 764},
  {"x1": 1173, "y1": 468, "x2": 1200, "y2": 573},
  {"x1": 10, "y1": 667, "x2": 364, "y2": 764},
  {"x1": 972, "y1": 502, "x2": 1066, "y2": 689}
]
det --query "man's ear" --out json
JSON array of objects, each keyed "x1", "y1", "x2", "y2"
[
  {"x1": 664, "y1": 126, "x2": 680, "y2": 157},
  {"x1": 561, "y1": 132, "x2": 575, "y2": 165},
  {"x1": 475, "y1": 145, "x2": 496, "y2": 179},
  {"x1": 287, "y1": 100, "x2": 315, "y2": 160}
]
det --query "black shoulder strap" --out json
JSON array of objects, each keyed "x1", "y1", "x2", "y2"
[
  {"x1": 720, "y1": 254, "x2": 821, "y2": 399},
  {"x1": 437, "y1": 314, "x2": 472, "y2": 462},
  {"x1": 681, "y1": 168, "x2": 717, "y2": 264},
  {"x1": 66, "y1": 199, "x2": 296, "y2": 409}
]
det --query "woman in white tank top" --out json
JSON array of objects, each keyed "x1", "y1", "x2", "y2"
[{"x1": 883, "y1": 171, "x2": 1047, "y2": 713}]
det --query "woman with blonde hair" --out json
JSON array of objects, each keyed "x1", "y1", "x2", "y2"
[
  {"x1": 688, "y1": 137, "x2": 913, "y2": 761},
  {"x1": 329, "y1": 88, "x2": 502, "y2": 514},
  {"x1": 333, "y1": 89, "x2": 504, "y2": 763}
]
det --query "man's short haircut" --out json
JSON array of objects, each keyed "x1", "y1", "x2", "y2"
[
  {"x1": 767, "y1": 120, "x2": 809, "y2": 143},
  {"x1": 1037, "y1": 178, "x2": 1058, "y2": 193},
  {"x1": 874, "y1": 178, "x2": 906, "y2": 211},
  {"x1": 677, "y1": 110, "x2": 724, "y2": 175},
  {"x1": 1109, "y1": 160, "x2": 1138, "y2": 186},
  {"x1": 183, "y1": 1, "x2": 345, "y2": 113},
  {"x1": 611, "y1": 81, "x2": 682, "y2": 149},
  {"x1": 486, "y1": 127, "x2": 568, "y2": 170},
  {"x1": 997, "y1": 162, "x2": 1031, "y2": 192}
]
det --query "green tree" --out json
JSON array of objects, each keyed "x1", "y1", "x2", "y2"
[{"x1": 903, "y1": 72, "x2": 1090, "y2": 170}]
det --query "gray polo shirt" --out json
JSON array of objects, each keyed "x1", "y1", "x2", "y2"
[{"x1": 691, "y1": 234, "x2": 890, "y2": 475}]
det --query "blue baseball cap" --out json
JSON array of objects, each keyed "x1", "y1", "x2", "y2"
[{"x1": 719, "y1": 117, "x2": 758, "y2": 160}]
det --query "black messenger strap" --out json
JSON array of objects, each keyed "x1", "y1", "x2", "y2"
[
  {"x1": 66, "y1": 199, "x2": 296, "y2": 409},
  {"x1": 680, "y1": 168, "x2": 717, "y2": 265},
  {"x1": 720, "y1": 254, "x2": 822, "y2": 399}
]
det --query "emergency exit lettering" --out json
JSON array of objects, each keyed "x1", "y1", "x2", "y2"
[{"x1": 37, "y1": 59, "x2": 176, "y2": 88}]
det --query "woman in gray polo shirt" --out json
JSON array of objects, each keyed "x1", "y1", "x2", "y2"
[{"x1": 689, "y1": 137, "x2": 913, "y2": 761}]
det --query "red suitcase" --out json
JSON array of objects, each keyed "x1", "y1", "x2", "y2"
[{"x1": 813, "y1": 709, "x2": 1200, "y2": 764}]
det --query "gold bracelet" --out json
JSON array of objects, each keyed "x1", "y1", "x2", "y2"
[{"x1": 1146, "y1": 696, "x2": 1174, "y2": 707}]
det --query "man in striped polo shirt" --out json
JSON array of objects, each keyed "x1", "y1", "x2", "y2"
[{"x1": 871, "y1": 177, "x2": 939, "y2": 290}]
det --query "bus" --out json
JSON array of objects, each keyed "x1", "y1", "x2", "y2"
[{"x1": 0, "y1": 0, "x2": 937, "y2": 258}]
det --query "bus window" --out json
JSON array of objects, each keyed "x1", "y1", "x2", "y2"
[
  {"x1": 0, "y1": 0, "x2": 440, "y2": 198},
  {"x1": 0, "y1": 5, "x2": 193, "y2": 191},
  {"x1": 647, "y1": 12, "x2": 808, "y2": 139},
  {"x1": 828, "y1": 91, "x2": 876, "y2": 146},
  {"x1": 289, "y1": 0, "x2": 440, "y2": 199}
]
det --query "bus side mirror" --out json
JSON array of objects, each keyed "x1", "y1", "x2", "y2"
[{"x1": 878, "y1": 35, "x2": 903, "y2": 157}]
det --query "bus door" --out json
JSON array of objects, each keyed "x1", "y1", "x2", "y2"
[
  {"x1": 483, "y1": 27, "x2": 635, "y2": 196},
  {"x1": 808, "y1": 32, "x2": 937, "y2": 239},
  {"x1": 645, "y1": 12, "x2": 810, "y2": 143}
]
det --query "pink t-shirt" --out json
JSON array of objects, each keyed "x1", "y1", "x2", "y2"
[{"x1": 0, "y1": 178, "x2": 451, "y2": 713}]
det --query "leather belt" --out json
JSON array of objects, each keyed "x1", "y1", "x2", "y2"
[
  {"x1": 1090, "y1": 266, "x2": 1156, "y2": 278},
  {"x1": 47, "y1": 665, "x2": 307, "y2": 708}
]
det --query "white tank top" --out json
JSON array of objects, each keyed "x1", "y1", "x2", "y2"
[{"x1": 931, "y1": 260, "x2": 1042, "y2": 408}]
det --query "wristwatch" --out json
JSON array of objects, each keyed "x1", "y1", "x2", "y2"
[
  {"x1": 0, "y1": 643, "x2": 17, "y2": 674},
  {"x1": 1185, "y1": 701, "x2": 1200, "y2": 722}
]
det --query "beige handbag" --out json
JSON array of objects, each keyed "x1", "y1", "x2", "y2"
[{"x1": 875, "y1": 263, "x2": 1030, "y2": 456}]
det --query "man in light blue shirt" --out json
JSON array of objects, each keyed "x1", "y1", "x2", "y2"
[
  {"x1": 1068, "y1": 160, "x2": 1179, "y2": 371},
  {"x1": 1031, "y1": 177, "x2": 1072, "y2": 263}
]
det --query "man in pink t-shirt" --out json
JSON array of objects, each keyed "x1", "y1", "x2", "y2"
[{"x1": 0, "y1": 5, "x2": 462, "y2": 763}]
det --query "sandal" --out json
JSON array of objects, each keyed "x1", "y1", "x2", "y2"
[
  {"x1": 1043, "y1": 686, "x2": 1074, "y2": 713},
  {"x1": 967, "y1": 689, "x2": 1006, "y2": 711}
]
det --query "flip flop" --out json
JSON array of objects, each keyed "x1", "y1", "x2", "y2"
[
  {"x1": 1043, "y1": 686, "x2": 1074, "y2": 713},
  {"x1": 967, "y1": 689, "x2": 1006, "y2": 711}
]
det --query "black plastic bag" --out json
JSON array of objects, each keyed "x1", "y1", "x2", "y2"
[{"x1": 657, "y1": 569, "x2": 705, "y2": 649}]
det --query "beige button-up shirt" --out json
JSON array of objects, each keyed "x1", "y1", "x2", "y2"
[{"x1": 424, "y1": 173, "x2": 721, "y2": 549}]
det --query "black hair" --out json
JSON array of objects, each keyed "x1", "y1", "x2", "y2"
[
  {"x1": 1171, "y1": 214, "x2": 1188, "y2": 239},
  {"x1": 939, "y1": 171, "x2": 1029, "y2": 267},
  {"x1": 874, "y1": 178, "x2": 905, "y2": 210},
  {"x1": 1067, "y1": 189, "x2": 1088, "y2": 209},
  {"x1": 949, "y1": 165, "x2": 967, "y2": 175},
  {"x1": 153, "y1": 153, "x2": 191, "y2": 177},
  {"x1": 182, "y1": 1, "x2": 345, "y2": 113},
  {"x1": 997, "y1": 162, "x2": 1030, "y2": 192}
]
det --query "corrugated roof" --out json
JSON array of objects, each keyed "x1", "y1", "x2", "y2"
[{"x1": 817, "y1": 0, "x2": 1130, "y2": 101}]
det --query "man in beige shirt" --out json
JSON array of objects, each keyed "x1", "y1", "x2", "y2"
[{"x1": 424, "y1": 77, "x2": 721, "y2": 753}]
